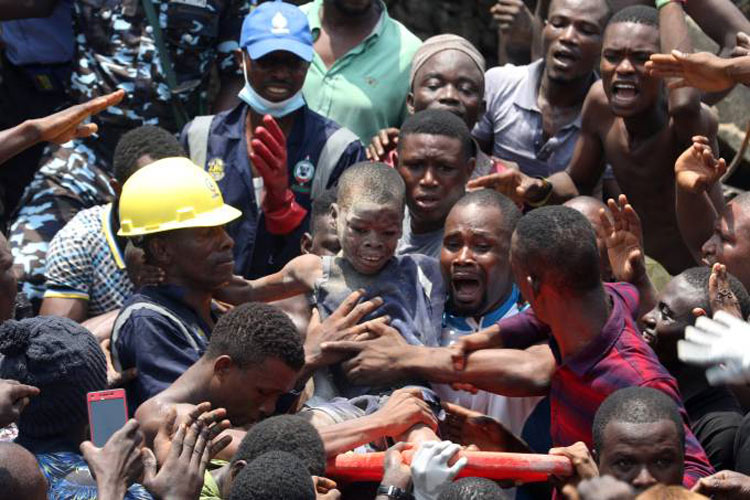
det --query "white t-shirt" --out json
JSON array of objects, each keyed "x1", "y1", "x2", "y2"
[{"x1": 434, "y1": 286, "x2": 544, "y2": 438}]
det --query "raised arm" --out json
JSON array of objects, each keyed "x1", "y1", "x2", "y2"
[
  {"x1": 659, "y1": 2, "x2": 713, "y2": 145},
  {"x1": 674, "y1": 136, "x2": 726, "y2": 262},
  {"x1": 685, "y1": 0, "x2": 750, "y2": 57},
  {"x1": 599, "y1": 195, "x2": 658, "y2": 317}
]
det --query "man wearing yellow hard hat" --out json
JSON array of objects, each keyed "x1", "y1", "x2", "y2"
[{"x1": 109, "y1": 156, "x2": 241, "y2": 411}]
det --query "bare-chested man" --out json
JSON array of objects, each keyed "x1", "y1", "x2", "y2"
[{"x1": 471, "y1": 4, "x2": 723, "y2": 275}]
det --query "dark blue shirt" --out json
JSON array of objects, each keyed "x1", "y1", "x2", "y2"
[
  {"x1": 0, "y1": 0, "x2": 74, "y2": 66},
  {"x1": 180, "y1": 103, "x2": 365, "y2": 278},
  {"x1": 110, "y1": 285, "x2": 214, "y2": 412}
]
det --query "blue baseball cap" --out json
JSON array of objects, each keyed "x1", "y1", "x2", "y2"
[{"x1": 240, "y1": 1, "x2": 314, "y2": 62}]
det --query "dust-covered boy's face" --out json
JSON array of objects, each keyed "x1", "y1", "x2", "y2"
[{"x1": 334, "y1": 199, "x2": 403, "y2": 275}]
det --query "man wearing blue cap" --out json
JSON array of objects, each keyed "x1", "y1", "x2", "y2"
[{"x1": 181, "y1": 0, "x2": 365, "y2": 280}]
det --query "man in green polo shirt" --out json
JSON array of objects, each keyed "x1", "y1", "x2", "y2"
[{"x1": 299, "y1": 0, "x2": 422, "y2": 145}]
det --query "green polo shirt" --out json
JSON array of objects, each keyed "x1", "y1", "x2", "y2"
[{"x1": 300, "y1": 0, "x2": 422, "y2": 144}]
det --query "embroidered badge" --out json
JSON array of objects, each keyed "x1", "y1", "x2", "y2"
[{"x1": 207, "y1": 158, "x2": 225, "y2": 182}]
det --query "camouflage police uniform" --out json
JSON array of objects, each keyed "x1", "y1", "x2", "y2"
[{"x1": 10, "y1": 0, "x2": 252, "y2": 309}]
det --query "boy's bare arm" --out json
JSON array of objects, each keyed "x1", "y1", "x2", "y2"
[{"x1": 214, "y1": 254, "x2": 322, "y2": 305}]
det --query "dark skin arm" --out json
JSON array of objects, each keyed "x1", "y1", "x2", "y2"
[
  {"x1": 685, "y1": 0, "x2": 750, "y2": 57},
  {"x1": 674, "y1": 136, "x2": 726, "y2": 262},
  {"x1": 322, "y1": 322, "x2": 554, "y2": 397},
  {"x1": 466, "y1": 82, "x2": 607, "y2": 205},
  {"x1": 213, "y1": 254, "x2": 321, "y2": 305},
  {"x1": 660, "y1": 2, "x2": 707, "y2": 145},
  {"x1": 0, "y1": 90, "x2": 125, "y2": 167},
  {"x1": 39, "y1": 297, "x2": 88, "y2": 323},
  {"x1": 0, "y1": 0, "x2": 57, "y2": 20},
  {"x1": 556, "y1": 82, "x2": 609, "y2": 197}
]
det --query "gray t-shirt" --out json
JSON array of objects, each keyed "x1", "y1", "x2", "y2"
[
  {"x1": 473, "y1": 60, "x2": 589, "y2": 178},
  {"x1": 397, "y1": 211, "x2": 444, "y2": 259}
]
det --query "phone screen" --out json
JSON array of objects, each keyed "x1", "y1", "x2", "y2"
[{"x1": 90, "y1": 397, "x2": 127, "y2": 447}]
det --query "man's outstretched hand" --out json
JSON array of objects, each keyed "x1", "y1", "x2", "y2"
[
  {"x1": 647, "y1": 50, "x2": 736, "y2": 93},
  {"x1": 466, "y1": 169, "x2": 545, "y2": 206},
  {"x1": 366, "y1": 127, "x2": 400, "y2": 162},
  {"x1": 32, "y1": 90, "x2": 125, "y2": 145},
  {"x1": 143, "y1": 403, "x2": 232, "y2": 500},
  {"x1": 599, "y1": 195, "x2": 647, "y2": 285},
  {"x1": 305, "y1": 289, "x2": 386, "y2": 370},
  {"x1": 674, "y1": 136, "x2": 727, "y2": 194},
  {"x1": 708, "y1": 263, "x2": 743, "y2": 320}
]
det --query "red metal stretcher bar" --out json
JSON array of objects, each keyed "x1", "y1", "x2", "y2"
[{"x1": 326, "y1": 451, "x2": 574, "y2": 483}]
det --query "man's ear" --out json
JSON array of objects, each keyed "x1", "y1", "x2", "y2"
[
  {"x1": 301, "y1": 232, "x2": 313, "y2": 255},
  {"x1": 330, "y1": 203, "x2": 340, "y2": 230},
  {"x1": 692, "y1": 307, "x2": 707, "y2": 319},
  {"x1": 223, "y1": 459, "x2": 247, "y2": 497},
  {"x1": 147, "y1": 236, "x2": 172, "y2": 268},
  {"x1": 213, "y1": 355, "x2": 234, "y2": 380},
  {"x1": 406, "y1": 92, "x2": 416, "y2": 115},
  {"x1": 230, "y1": 459, "x2": 247, "y2": 481}
]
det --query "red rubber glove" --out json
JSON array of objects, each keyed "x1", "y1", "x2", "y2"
[{"x1": 250, "y1": 114, "x2": 307, "y2": 235}]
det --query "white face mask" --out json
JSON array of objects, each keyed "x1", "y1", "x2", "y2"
[{"x1": 238, "y1": 59, "x2": 306, "y2": 118}]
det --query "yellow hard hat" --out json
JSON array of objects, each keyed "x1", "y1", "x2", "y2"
[{"x1": 118, "y1": 157, "x2": 242, "y2": 237}]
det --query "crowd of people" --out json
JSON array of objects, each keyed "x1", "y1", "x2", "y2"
[{"x1": 5, "y1": 0, "x2": 750, "y2": 498}]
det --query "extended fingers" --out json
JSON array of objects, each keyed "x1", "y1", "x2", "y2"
[
  {"x1": 261, "y1": 114, "x2": 286, "y2": 147},
  {"x1": 185, "y1": 402, "x2": 212, "y2": 426},
  {"x1": 331, "y1": 289, "x2": 365, "y2": 320},
  {"x1": 8, "y1": 382, "x2": 40, "y2": 401},
  {"x1": 250, "y1": 138, "x2": 280, "y2": 174},
  {"x1": 343, "y1": 296, "x2": 384, "y2": 325}
]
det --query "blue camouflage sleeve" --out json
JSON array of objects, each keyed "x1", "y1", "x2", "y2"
[{"x1": 217, "y1": 0, "x2": 255, "y2": 76}]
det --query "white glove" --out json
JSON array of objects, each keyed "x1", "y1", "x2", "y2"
[
  {"x1": 411, "y1": 440, "x2": 468, "y2": 500},
  {"x1": 678, "y1": 311, "x2": 750, "y2": 385}
]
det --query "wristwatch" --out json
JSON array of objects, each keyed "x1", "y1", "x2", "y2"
[
  {"x1": 377, "y1": 484, "x2": 414, "y2": 500},
  {"x1": 528, "y1": 176, "x2": 553, "y2": 207}
]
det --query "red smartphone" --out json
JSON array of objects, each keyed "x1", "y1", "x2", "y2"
[{"x1": 87, "y1": 389, "x2": 128, "y2": 447}]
